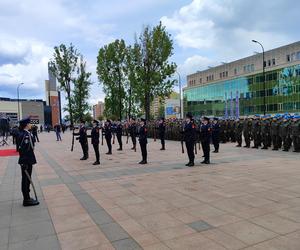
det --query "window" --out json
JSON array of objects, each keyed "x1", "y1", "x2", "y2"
[
  {"x1": 222, "y1": 72, "x2": 225, "y2": 77},
  {"x1": 220, "y1": 73, "x2": 222, "y2": 78},
  {"x1": 287, "y1": 54, "x2": 290, "y2": 62},
  {"x1": 264, "y1": 61, "x2": 267, "y2": 67},
  {"x1": 251, "y1": 64, "x2": 254, "y2": 72},
  {"x1": 243, "y1": 66, "x2": 247, "y2": 73},
  {"x1": 296, "y1": 51, "x2": 300, "y2": 60},
  {"x1": 234, "y1": 68, "x2": 237, "y2": 75},
  {"x1": 199, "y1": 78, "x2": 202, "y2": 83},
  {"x1": 268, "y1": 60, "x2": 271, "y2": 66},
  {"x1": 206, "y1": 76, "x2": 209, "y2": 81},
  {"x1": 291, "y1": 53, "x2": 296, "y2": 61},
  {"x1": 225, "y1": 71, "x2": 228, "y2": 77},
  {"x1": 272, "y1": 59, "x2": 276, "y2": 65}
]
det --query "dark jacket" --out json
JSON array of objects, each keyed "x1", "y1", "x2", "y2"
[
  {"x1": 200, "y1": 123, "x2": 211, "y2": 142},
  {"x1": 17, "y1": 130, "x2": 37, "y2": 165},
  {"x1": 74, "y1": 126, "x2": 88, "y2": 144},
  {"x1": 116, "y1": 124, "x2": 123, "y2": 136},
  {"x1": 158, "y1": 122, "x2": 166, "y2": 138},
  {"x1": 138, "y1": 125, "x2": 148, "y2": 144},
  {"x1": 89, "y1": 126, "x2": 100, "y2": 145},
  {"x1": 184, "y1": 121, "x2": 196, "y2": 143},
  {"x1": 104, "y1": 124, "x2": 112, "y2": 139},
  {"x1": 211, "y1": 123, "x2": 220, "y2": 139},
  {"x1": 129, "y1": 123, "x2": 137, "y2": 137}
]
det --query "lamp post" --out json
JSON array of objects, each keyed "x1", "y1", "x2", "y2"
[
  {"x1": 176, "y1": 71, "x2": 182, "y2": 119},
  {"x1": 17, "y1": 83, "x2": 24, "y2": 120},
  {"x1": 252, "y1": 40, "x2": 266, "y2": 115}
]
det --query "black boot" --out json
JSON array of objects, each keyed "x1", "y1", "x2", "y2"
[
  {"x1": 93, "y1": 161, "x2": 100, "y2": 165},
  {"x1": 23, "y1": 198, "x2": 39, "y2": 207}
]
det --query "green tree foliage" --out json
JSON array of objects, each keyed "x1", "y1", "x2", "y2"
[
  {"x1": 97, "y1": 39, "x2": 127, "y2": 120},
  {"x1": 72, "y1": 56, "x2": 92, "y2": 122},
  {"x1": 49, "y1": 44, "x2": 79, "y2": 126},
  {"x1": 133, "y1": 22, "x2": 177, "y2": 120}
]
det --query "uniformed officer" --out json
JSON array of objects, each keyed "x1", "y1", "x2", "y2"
[
  {"x1": 116, "y1": 120, "x2": 123, "y2": 151},
  {"x1": 138, "y1": 118, "x2": 148, "y2": 164},
  {"x1": 158, "y1": 117, "x2": 166, "y2": 150},
  {"x1": 252, "y1": 116, "x2": 261, "y2": 149},
  {"x1": 243, "y1": 117, "x2": 252, "y2": 148},
  {"x1": 129, "y1": 118, "x2": 137, "y2": 150},
  {"x1": 88, "y1": 120, "x2": 100, "y2": 165},
  {"x1": 291, "y1": 115, "x2": 300, "y2": 152},
  {"x1": 104, "y1": 119, "x2": 112, "y2": 154},
  {"x1": 211, "y1": 118, "x2": 220, "y2": 153},
  {"x1": 235, "y1": 118, "x2": 243, "y2": 147},
  {"x1": 74, "y1": 119, "x2": 89, "y2": 160},
  {"x1": 200, "y1": 117, "x2": 211, "y2": 164},
  {"x1": 31, "y1": 125, "x2": 39, "y2": 142},
  {"x1": 17, "y1": 117, "x2": 39, "y2": 206},
  {"x1": 183, "y1": 113, "x2": 196, "y2": 167}
]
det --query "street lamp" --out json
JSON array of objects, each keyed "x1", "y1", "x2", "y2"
[
  {"x1": 176, "y1": 71, "x2": 182, "y2": 119},
  {"x1": 252, "y1": 40, "x2": 266, "y2": 115},
  {"x1": 17, "y1": 83, "x2": 24, "y2": 120}
]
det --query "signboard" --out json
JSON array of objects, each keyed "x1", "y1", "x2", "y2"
[{"x1": 165, "y1": 99, "x2": 180, "y2": 119}]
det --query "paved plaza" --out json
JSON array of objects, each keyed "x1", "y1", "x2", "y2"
[{"x1": 0, "y1": 132, "x2": 300, "y2": 250}]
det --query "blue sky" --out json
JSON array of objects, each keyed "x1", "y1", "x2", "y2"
[{"x1": 0, "y1": 0, "x2": 299, "y2": 106}]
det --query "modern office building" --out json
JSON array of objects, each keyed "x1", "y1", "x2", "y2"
[
  {"x1": 183, "y1": 41, "x2": 300, "y2": 117},
  {"x1": 45, "y1": 64, "x2": 62, "y2": 126}
]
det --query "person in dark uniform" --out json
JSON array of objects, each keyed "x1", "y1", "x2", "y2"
[
  {"x1": 158, "y1": 117, "x2": 166, "y2": 150},
  {"x1": 235, "y1": 118, "x2": 243, "y2": 147},
  {"x1": 183, "y1": 112, "x2": 196, "y2": 167},
  {"x1": 40, "y1": 125, "x2": 43, "y2": 133},
  {"x1": 88, "y1": 120, "x2": 100, "y2": 165},
  {"x1": 54, "y1": 123, "x2": 62, "y2": 141},
  {"x1": 200, "y1": 117, "x2": 211, "y2": 164},
  {"x1": 116, "y1": 120, "x2": 123, "y2": 151},
  {"x1": 211, "y1": 118, "x2": 220, "y2": 153},
  {"x1": 104, "y1": 119, "x2": 112, "y2": 154},
  {"x1": 17, "y1": 117, "x2": 39, "y2": 206},
  {"x1": 31, "y1": 125, "x2": 39, "y2": 142},
  {"x1": 243, "y1": 117, "x2": 252, "y2": 148},
  {"x1": 74, "y1": 119, "x2": 89, "y2": 160},
  {"x1": 138, "y1": 118, "x2": 148, "y2": 164},
  {"x1": 129, "y1": 118, "x2": 137, "y2": 150}
]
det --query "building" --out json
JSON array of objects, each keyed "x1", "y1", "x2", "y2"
[
  {"x1": 93, "y1": 101, "x2": 105, "y2": 119},
  {"x1": 151, "y1": 92, "x2": 180, "y2": 119},
  {"x1": 184, "y1": 41, "x2": 300, "y2": 117},
  {"x1": 0, "y1": 97, "x2": 45, "y2": 125},
  {"x1": 45, "y1": 64, "x2": 62, "y2": 126}
]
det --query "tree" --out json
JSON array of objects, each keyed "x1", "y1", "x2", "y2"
[
  {"x1": 72, "y1": 56, "x2": 92, "y2": 122},
  {"x1": 97, "y1": 39, "x2": 127, "y2": 120},
  {"x1": 49, "y1": 44, "x2": 79, "y2": 126},
  {"x1": 132, "y1": 22, "x2": 177, "y2": 120}
]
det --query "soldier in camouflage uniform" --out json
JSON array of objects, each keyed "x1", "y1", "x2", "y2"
[
  {"x1": 279, "y1": 116, "x2": 292, "y2": 151},
  {"x1": 235, "y1": 118, "x2": 243, "y2": 147},
  {"x1": 270, "y1": 117, "x2": 281, "y2": 150},
  {"x1": 251, "y1": 116, "x2": 261, "y2": 148},
  {"x1": 291, "y1": 116, "x2": 300, "y2": 152},
  {"x1": 243, "y1": 117, "x2": 252, "y2": 148},
  {"x1": 261, "y1": 116, "x2": 271, "y2": 149}
]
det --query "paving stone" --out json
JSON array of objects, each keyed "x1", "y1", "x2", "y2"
[
  {"x1": 120, "y1": 183, "x2": 136, "y2": 188},
  {"x1": 112, "y1": 238, "x2": 143, "y2": 250},
  {"x1": 39, "y1": 178, "x2": 62, "y2": 187},
  {"x1": 8, "y1": 235, "x2": 61, "y2": 250},
  {"x1": 10, "y1": 209, "x2": 51, "y2": 227},
  {"x1": 9, "y1": 220, "x2": 55, "y2": 244},
  {"x1": 187, "y1": 220, "x2": 214, "y2": 232},
  {"x1": 100, "y1": 222, "x2": 130, "y2": 242},
  {"x1": 89, "y1": 210, "x2": 114, "y2": 225},
  {"x1": 0, "y1": 228, "x2": 9, "y2": 248}
]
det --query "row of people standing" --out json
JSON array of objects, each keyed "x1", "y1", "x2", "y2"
[{"x1": 74, "y1": 118, "x2": 149, "y2": 165}]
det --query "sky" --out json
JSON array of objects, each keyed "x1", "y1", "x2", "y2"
[{"x1": 0, "y1": 0, "x2": 299, "y2": 108}]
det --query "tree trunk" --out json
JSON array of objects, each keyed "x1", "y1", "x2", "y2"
[
  {"x1": 145, "y1": 91, "x2": 151, "y2": 121},
  {"x1": 67, "y1": 91, "x2": 74, "y2": 126},
  {"x1": 128, "y1": 86, "x2": 132, "y2": 119}
]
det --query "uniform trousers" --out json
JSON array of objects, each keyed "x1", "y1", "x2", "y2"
[{"x1": 20, "y1": 164, "x2": 32, "y2": 200}]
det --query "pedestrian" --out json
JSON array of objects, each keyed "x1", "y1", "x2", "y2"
[
  {"x1": 89, "y1": 120, "x2": 100, "y2": 165},
  {"x1": 104, "y1": 119, "x2": 112, "y2": 154},
  {"x1": 129, "y1": 118, "x2": 137, "y2": 151},
  {"x1": 54, "y1": 123, "x2": 62, "y2": 141},
  {"x1": 200, "y1": 117, "x2": 211, "y2": 164},
  {"x1": 17, "y1": 117, "x2": 39, "y2": 206},
  {"x1": 138, "y1": 118, "x2": 148, "y2": 164},
  {"x1": 31, "y1": 125, "x2": 39, "y2": 142},
  {"x1": 116, "y1": 120, "x2": 123, "y2": 151},
  {"x1": 211, "y1": 118, "x2": 220, "y2": 153},
  {"x1": 183, "y1": 112, "x2": 196, "y2": 167},
  {"x1": 74, "y1": 119, "x2": 89, "y2": 160}
]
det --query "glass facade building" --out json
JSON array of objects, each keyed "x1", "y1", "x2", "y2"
[{"x1": 183, "y1": 64, "x2": 300, "y2": 117}]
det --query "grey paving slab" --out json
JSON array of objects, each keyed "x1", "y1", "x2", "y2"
[
  {"x1": 10, "y1": 209, "x2": 50, "y2": 227},
  {"x1": 120, "y1": 183, "x2": 136, "y2": 188},
  {"x1": 0, "y1": 228, "x2": 9, "y2": 248},
  {"x1": 99, "y1": 222, "x2": 130, "y2": 242},
  {"x1": 39, "y1": 178, "x2": 62, "y2": 187},
  {"x1": 9, "y1": 220, "x2": 55, "y2": 244},
  {"x1": 8, "y1": 235, "x2": 61, "y2": 250},
  {"x1": 0, "y1": 214, "x2": 11, "y2": 230},
  {"x1": 0, "y1": 201, "x2": 13, "y2": 217},
  {"x1": 112, "y1": 238, "x2": 143, "y2": 250},
  {"x1": 89, "y1": 210, "x2": 114, "y2": 225},
  {"x1": 187, "y1": 220, "x2": 215, "y2": 232}
]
